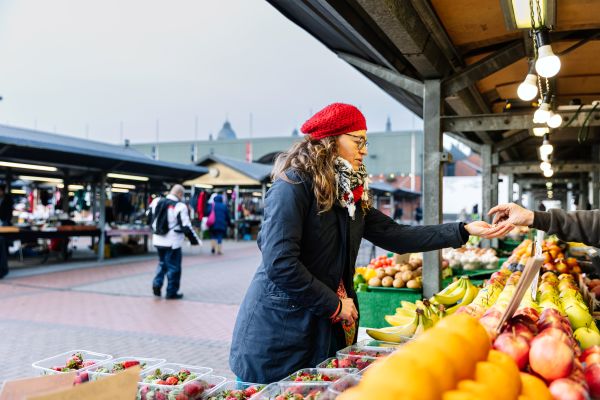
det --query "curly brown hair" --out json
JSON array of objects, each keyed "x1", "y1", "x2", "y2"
[{"x1": 271, "y1": 136, "x2": 371, "y2": 213}]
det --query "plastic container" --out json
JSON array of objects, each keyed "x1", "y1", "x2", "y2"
[
  {"x1": 315, "y1": 357, "x2": 339, "y2": 369},
  {"x1": 320, "y1": 374, "x2": 362, "y2": 399},
  {"x1": 335, "y1": 343, "x2": 395, "y2": 370},
  {"x1": 137, "y1": 364, "x2": 222, "y2": 400},
  {"x1": 282, "y1": 368, "x2": 358, "y2": 383},
  {"x1": 356, "y1": 339, "x2": 402, "y2": 349},
  {"x1": 252, "y1": 381, "x2": 331, "y2": 400},
  {"x1": 84, "y1": 357, "x2": 166, "y2": 383},
  {"x1": 32, "y1": 350, "x2": 113, "y2": 375},
  {"x1": 204, "y1": 381, "x2": 266, "y2": 400}
]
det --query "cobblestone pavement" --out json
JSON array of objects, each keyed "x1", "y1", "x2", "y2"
[{"x1": 0, "y1": 241, "x2": 261, "y2": 384}]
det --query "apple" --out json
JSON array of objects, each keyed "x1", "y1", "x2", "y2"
[
  {"x1": 585, "y1": 363, "x2": 600, "y2": 398},
  {"x1": 494, "y1": 332, "x2": 530, "y2": 370},
  {"x1": 513, "y1": 308, "x2": 540, "y2": 324},
  {"x1": 542, "y1": 271, "x2": 558, "y2": 281},
  {"x1": 549, "y1": 378, "x2": 589, "y2": 400},
  {"x1": 530, "y1": 335, "x2": 574, "y2": 382},
  {"x1": 580, "y1": 346, "x2": 600, "y2": 363},
  {"x1": 574, "y1": 327, "x2": 600, "y2": 350},
  {"x1": 565, "y1": 304, "x2": 595, "y2": 330}
]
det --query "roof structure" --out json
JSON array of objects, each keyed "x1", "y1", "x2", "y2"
[
  {"x1": 0, "y1": 124, "x2": 207, "y2": 182},
  {"x1": 185, "y1": 154, "x2": 272, "y2": 187},
  {"x1": 369, "y1": 180, "x2": 421, "y2": 199}
]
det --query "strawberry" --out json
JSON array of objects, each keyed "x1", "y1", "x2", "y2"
[
  {"x1": 175, "y1": 394, "x2": 189, "y2": 400},
  {"x1": 156, "y1": 380, "x2": 168, "y2": 385},
  {"x1": 183, "y1": 381, "x2": 204, "y2": 396},
  {"x1": 165, "y1": 376, "x2": 179, "y2": 385},
  {"x1": 78, "y1": 372, "x2": 89, "y2": 382},
  {"x1": 82, "y1": 360, "x2": 96, "y2": 367},
  {"x1": 155, "y1": 392, "x2": 167, "y2": 400},
  {"x1": 122, "y1": 360, "x2": 140, "y2": 369},
  {"x1": 244, "y1": 386, "x2": 258, "y2": 396},
  {"x1": 338, "y1": 358, "x2": 352, "y2": 368}
]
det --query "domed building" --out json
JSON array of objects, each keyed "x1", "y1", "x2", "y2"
[{"x1": 217, "y1": 120, "x2": 237, "y2": 140}]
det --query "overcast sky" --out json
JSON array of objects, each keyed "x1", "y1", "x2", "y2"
[{"x1": 0, "y1": 0, "x2": 422, "y2": 144}]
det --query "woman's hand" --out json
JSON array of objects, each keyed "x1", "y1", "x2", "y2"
[
  {"x1": 488, "y1": 203, "x2": 535, "y2": 226},
  {"x1": 465, "y1": 220, "x2": 514, "y2": 239},
  {"x1": 339, "y1": 298, "x2": 358, "y2": 325}
]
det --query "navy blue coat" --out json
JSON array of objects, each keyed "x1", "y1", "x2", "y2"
[
  {"x1": 229, "y1": 171, "x2": 467, "y2": 383},
  {"x1": 207, "y1": 195, "x2": 230, "y2": 232}
]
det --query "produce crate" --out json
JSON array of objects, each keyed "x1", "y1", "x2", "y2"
[{"x1": 357, "y1": 289, "x2": 421, "y2": 328}]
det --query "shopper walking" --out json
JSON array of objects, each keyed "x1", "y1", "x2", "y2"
[
  {"x1": 148, "y1": 184, "x2": 200, "y2": 299},
  {"x1": 229, "y1": 103, "x2": 510, "y2": 383},
  {"x1": 206, "y1": 194, "x2": 231, "y2": 255}
]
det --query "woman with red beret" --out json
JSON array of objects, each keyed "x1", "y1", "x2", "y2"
[{"x1": 229, "y1": 103, "x2": 509, "y2": 383}]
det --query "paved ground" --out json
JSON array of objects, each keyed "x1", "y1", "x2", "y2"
[{"x1": 0, "y1": 240, "x2": 261, "y2": 383}]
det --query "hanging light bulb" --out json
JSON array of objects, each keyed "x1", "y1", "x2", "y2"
[
  {"x1": 534, "y1": 101, "x2": 552, "y2": 124},
  {"x1": 539, "y1": 134, "x2": 554, "y2": 159},
  {"x1": 541, "y1": 152, "x2": 550, "y2": 162},
  {"x1": 547, "y1": 112, "x2": 563, "y2": 128},
  {"x1": 535, "y1": 30, "x2": 561, "y2": 78},
  {"x1": 540, "y1": 161, "x2": 552, "y2": 171},
  {"x1": 543, "y1": 168, "x2": 554, "y2": 178},
  {"x1": 533, "y1": 126, "x2": 550, "y2": 137},
  {"x1": 517, "y1": 73, "x2": 538, "y2": 101}
]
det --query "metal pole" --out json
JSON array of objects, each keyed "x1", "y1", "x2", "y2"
[
  {"x1": 98, "y1": 175, "x2": 106, "y2": 261},
  {"x1": 491, "y1": 152, "x2": 499, "y2": 248},
  {"x1": 579, "y1": 173, "x2": 589, "y2": 210},
  {"x1": 507, "y1": 174, "x2": 514, "y2": 202},
  {"x1": 234, "y1": 185, "x2": 240, "y2": 241},
  {"x1": 422, "y1": 80, "x2": 443, "y2": 297},
  {"x1": 480, "y1": 145, "x2": 493, "y2": 247},
  {"x1": 410, "y1": 131, "x2": 416, "y2": 192},
  {"x1": 62, "y1": 170, "x2": 70, "y2": 214},
  {"x1": 593, "y1": 145, "x2": 600, "y2": 210}
]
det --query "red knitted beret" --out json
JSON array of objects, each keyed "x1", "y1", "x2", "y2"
[{"x1": 301, "y1": 103, "x2": 367, "y2": 140}]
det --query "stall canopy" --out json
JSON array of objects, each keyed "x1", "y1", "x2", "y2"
[
  {"x1": 369, "y1": 181, "x2": 421, "y2": 200},
  {"x1": 186, "y1": 154, "x2": 273, "y2": 187},
  {"x1": 0, "y1": 124, "x2": 208, "y2": 182}
]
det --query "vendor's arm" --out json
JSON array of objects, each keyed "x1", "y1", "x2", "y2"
[{"x1": 259, "y1": 176, "x2": 340, "y2": 318}]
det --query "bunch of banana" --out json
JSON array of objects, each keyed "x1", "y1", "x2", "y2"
[
  {"x1": 470, "y1": 281, "x2": 503, "y2": 309},
  {"x1": 429, "y1": 276, "x2": 480, "y2": 314},
  {"x1": 367, "y1": 309, "x2": 434, "y2": 342}
]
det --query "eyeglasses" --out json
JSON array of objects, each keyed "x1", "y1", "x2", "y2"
[{"x1": 346, "y1": 134, "x2": 369, "y2": 150}]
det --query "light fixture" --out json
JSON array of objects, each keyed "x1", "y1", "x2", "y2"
[
  {"x1": 533, "y1": 126, "x2": 550, "y2": 136},
  {"x1": 10, "y1": 189, "x2": 25, "y2": 195},
  {"x1": 68, "y1": 185, "x2": 85, "y2": 190},
  {"x1": 194, "y1": 183, "x2": 214, "y2": 189},
  {"x1": 68, "y1": 191, "x2": 75, "y2": 196},
  {"x1": 106, "y1": 173, "x2": 149, "y2": 182},
  {"x1": 533, "y1": 101, "x2": 552, "y2": 123},
  {"x1": 543, "y1": 168, "x2": 554, "y2": 177},
  {"x1": 501, "y1": 0, "x2": 554, "y2": 30},
  {"x1": 535, "y1": 29, "x2": 561, "y2": 78},
  {"x1": 18, "y1": 175, "x2": 63, "y2": 184},
  {"x1": 252, "y1": 192, "x2": 263, "y2": 197},
  {"x1": 517, "y1": 68, "x2": 539, "y2": 101},
  {"x1": 547, "y1": 112, "x2": 563, "y2": 128},
  {"x1": 109, "y1": 187, "x2": 129, "y2": 193},
  {"x1": 540, "y1": 138, "x2": 553, "y2": 157},
  {"x1": 541, "y1": 152, "x2": 551, "y2": 162},
  {"x1": 540, "y1": 161, "x2": 552, "y2": 171},
  {"x1": 546, "y1": 182, "x2": 553, "y2": 188},
  {"x1": 0, "y1": 161, "x2": 57, "y2": 172},
  {"x1": 112, "y1": 183, "x2": 136, "y2": 190}
]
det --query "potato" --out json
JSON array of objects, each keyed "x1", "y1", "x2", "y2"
[
  {"x1": 408, "y1": 260, "x2": 420, "y2": 270},
  {"x1": 406, "y1": 279, "x2": 421, "y2": 289},
  {"x1": 368, "y1": 277, "x2": 382, "y2": 287},
  {"x1": 413, "y1": 267, "x2": 422, "y2": 277},
  {"x1": 394, "y1": 272, "x2": 404, "y2": 280},
  {"x1": 384, "y1": 267, "x2": 396, "y2": 277},
  {"x1": 376, "y1": 269, "x2": 386, "y2": 279},
  {"x1": 393, "y1": 278, "x2": 405, "y2": 288},
  {"x1": 401, "y1": 271, "x2": 413, "y2": 282},
  {"x1": 399, "y1": 265, "x2": 411, "y2": 273},
  {"x1": 381, "y1": 276, "x2": 394, "y2": 287}
]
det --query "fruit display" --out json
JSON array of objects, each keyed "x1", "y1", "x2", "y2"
[
  {"x1": 137, "y1": 365, "x2": 222, "y2": 400},
  {"x1": 253, "y1": 382, "x2": 329, "y2": 400},
  {"x1": 76, "y1": 357, "x2": 166, "y2": 384},
  {"x1": 283, "y1": 368, "x2": 357, "y2": 383},
  {"x1": 503, "y1": 238, "x2": 582, "y2": 274},
  {"x1": 205, "y1": 382, "x2": 265, "y2": 400},
  {"x1": 333, "y1": 343, "x2": 397, "y2": 370},
  {"x1": 31, "y1": 350, "x2": 113, "y2": 375},
  {"x1": 355, "y1": 254, "x2": 423, "y2": 290},
  {"x1": 443, "y1": 247, "x2": 499, "y2": 270}
]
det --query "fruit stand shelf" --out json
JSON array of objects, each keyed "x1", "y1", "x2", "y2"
[{"x1": 357, "y1": 289, "x2": 421, "y2": 328}]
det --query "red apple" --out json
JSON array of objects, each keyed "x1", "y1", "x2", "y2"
[
  {"x1": 494, "y1": 332, "x2": 530, "y2": 370},
  {"x1": 549, "y1": 379, "x2": 589, "y2": 400},
  {"x1": 507, "y1": 322, "x2": 536, "y2": 342},
  {"x1": 530, "y1": 335, "x2": 574, "y2": 382},
  {"x1": 580, "y1": 346, "x2": 600, "y2": 364},
  {"x1": 538, "y1": 328, "x2": 572, "y2": 347},
  {"x1": 513, "y1": 307, "x2": 540, "y2": 324},
  {"x1": 585, "y1": 363, "x2": 600, "y2": 398}
]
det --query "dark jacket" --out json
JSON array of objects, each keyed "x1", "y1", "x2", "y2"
[
  {"x1": 229, "y1": 171, "x2": 468, "y2": 383},
  {"x1": 0, "y1": 194, "x2": 13, "y2": 225},
  {"x1": 207, "y1": 195, "x2": 230, "y2": 232},
  {"x1": 533, "y1": 209, "x2": 600, "y2": 246}
]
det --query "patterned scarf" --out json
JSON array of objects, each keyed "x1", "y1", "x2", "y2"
[{"x1": 334, "y1": 157, "x2": 369, "y2": 219}]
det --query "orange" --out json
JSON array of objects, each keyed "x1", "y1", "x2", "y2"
[
  {"x1": 456, "y1": 380, "x2": 489, "y2": 397},
  {"x1": 475, "y1": 361, "x2": 519, "y2": 400},
  {"x1": 442, "y1": 391, "x2": 480, "y2": 400},
  {"x1": 520, "y1": 372, "x2": 552, "y2": 400},
  {"x1": 487, "y1": 350, "x2": 521, "y2": 392},
  {"x1": 401, "y1": 339, "x2": 457, "y2": 391},
  {"x1": 434, "y1": 314, "x2": 491, "y2": 362},
  {"x1": 418, "y1": 328, "x2": 477, "y2": 381}
]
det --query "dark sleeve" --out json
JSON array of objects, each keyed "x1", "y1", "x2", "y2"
[
  {"x1": 260, "y1": 178, "x2": 339, "y2": 318},
  {"x1": 363, "y1": 207, "x2": 467, "y2": 253},
  {"x1": 532, "y1": 209, "x2": 600, "y2": 247}
]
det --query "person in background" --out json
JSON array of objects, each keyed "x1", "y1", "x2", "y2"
[
  {"x1": 414, "y1": 205, "x2": 423, "y2": 225},
  {"x1": 392, "y1": 203, "x2": 403, "y2": 223},
  {"x1": 538, "y1": 201, "x2": 546, "y2": 211},
  {"x1": 148, "y1": 184, "x2": 200, "y2": 299},
  {"x1": 0, "y1": 186, "x2": 14, "y2": 226},
  {"x1": 489, "y1": 202, "x2": 600, "y2": 247},
  {"x1": 229, "y1": 102, "x2": 511, "y2": 383},
  {"x1": 207, "y1": 194, "x2": 231, "y2": 255}
]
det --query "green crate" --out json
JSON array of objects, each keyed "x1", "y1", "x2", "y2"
[{"x1": 357, "y1": 288, "x2": 422, "y2": 328}]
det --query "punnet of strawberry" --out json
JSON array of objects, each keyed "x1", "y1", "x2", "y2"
[
  {"x1": 96, "y1": 360, "x2": 144, "y2": 374},
  {"x1": 291, "y1": 372, "x2": 333, "y2": 382},
  {"x1": 142, "y1": 368, "x2": 198, "y2": 385},
  {"x1": 51, "y1": 353, "x2": 96, "y2": 372},
  {"x1": 138, "y1": 369, "x2": 220, "y2": 400},
  {"x1": 274, "y1": 388, "x2": 324, "y2": 400},
  {"x1": 206, "y1": 384, "x2": 264, "y2": 400}
]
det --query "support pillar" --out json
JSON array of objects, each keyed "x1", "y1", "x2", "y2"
[
  {"x1": 97, "y1": 175, "x2": 106, "y2": 261},
  {"x1": 481, "y1": 145, "x2": 493, "y2": 248},
  {"x1": 422, "y1": 80, "x2": 443, "y2": 298},
  {"x1": 507, "y1": 174, "x2": 514, "y2": 202},
  {"x1": 579, "y1": 173, "x2": 589, "y2": 210},
  {"x1": 234, "y1": 185, "x2": 240, "y2": 241},
  {"x1": 592, "y1": 145, "x2": 600, "y2": 210},
  {"x1": 62, "y1": 171, "x2": 70, "y2": 214},
  {"x1": 491, "y1": 152, "x2": 499, "y2": 247}
]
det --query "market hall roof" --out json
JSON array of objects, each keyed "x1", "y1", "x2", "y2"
[
  {"x1": 266, "y1": 0, "x2": 600, "y2": 175},
  {"x1": 185, "y1": 154, "x2": 273, "y2": 187},
  {"x1": 369, "y1": 181, "x2": 421, "y2": 199},
  {"x1": 0, "y1": 124, "x2": 208, "y2": 181}
]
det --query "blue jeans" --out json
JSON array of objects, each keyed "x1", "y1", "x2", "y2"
[{"x1": 153, "y1": 246, "x2": 182, "y2": 297}]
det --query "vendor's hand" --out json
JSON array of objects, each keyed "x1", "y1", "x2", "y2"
[
  {"x1": 464, "y1": 220, "x2": 514, "y2": 239},
  {"x1": 488, "y1": 203, "x2": 535, "y2": 227},
  {"x1": 339, "y1": 298, "x2": 358, "y2": 325}
]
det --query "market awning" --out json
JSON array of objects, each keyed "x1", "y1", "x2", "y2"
[
  {"x1": 369, "y1": 181, "x2": 421, "y2": 200},
  {"x1": 185, "y1": 154, "x2": 273, "y2": 187},
  {"x1": 0, "y1": 124, "x2": 208, "y2": 182}
]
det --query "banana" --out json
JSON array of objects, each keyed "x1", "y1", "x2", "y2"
[
  {"x1": 366, "y1": 326, "x2": 415, "y2": 343},
  {"x1": 432, "y1": 279, "x2": 467, "y2": 305},
  {"x1": 413, "y1": 309, "x2": 434, "y2": 337},
  {"x1": 460, "y1": 282, "x2": 479, "y2": 306},
  {"x1": 400, "y1": 301, "x2": 418, "y2": 312},
  {"x1": 432, "y1": 278, "x2": 464, "y2": 297},
  {"x1": 380, "y1": 310, "x2": 420, "y2": 337},
  {"x1": 385, "y1": 313, "x2": 416, "y2": 327}
]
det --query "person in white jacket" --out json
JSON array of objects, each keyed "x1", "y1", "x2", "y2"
[{"x1": 148, "y1": 184, "x2": 200, "y2": 299}]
